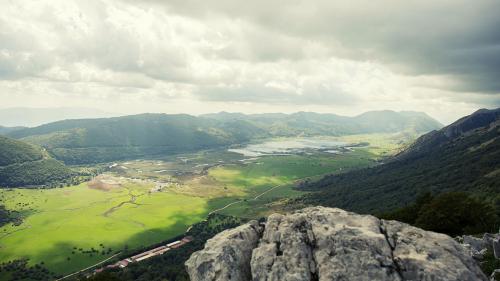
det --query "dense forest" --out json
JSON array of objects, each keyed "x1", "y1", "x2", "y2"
[
  {"x1": 0, "y1": 136, "x2": 81, "y2": 188},
  {"x1": 0, "y1": 136, "x2": 44, "y2": 166},
  {"x1": 296, "y1": 109, "x2": 500, "y2": 213},
  {"x1": 380, "y1": 192, "x2": 498, "y2": 236},
  {"x1": 0, "y1": 159, "x2": 78, "y2": 188}
]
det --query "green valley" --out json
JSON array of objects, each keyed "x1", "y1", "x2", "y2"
[
  {"x1": 1, "y1": 3, "x2": 498, "y2": 279},
  {"x1": 0, "y1": 133, "x2": 405, "y2": 278},
  {"x1": 5, "y1": 111, "x2": 439, "y2": 165}
]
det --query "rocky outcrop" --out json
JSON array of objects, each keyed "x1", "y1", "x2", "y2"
[
  {"x1": 185, "y1": 220, "x2": 264, "y2": 281},
  {"x1": 186, "y1": 207, "x2": 487, "y2": 281},
  {"x1": 458, "y1": 233, "x2": 500, "y2": 281},
  {"x1": 459, "y1": 233, "x2": 500, "y2": 261}
]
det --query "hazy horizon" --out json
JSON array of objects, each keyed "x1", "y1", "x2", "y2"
[{"x1": 0, "y1": 105, "x2": 466, "y2": 127}]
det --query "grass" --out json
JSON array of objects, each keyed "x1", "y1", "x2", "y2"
[
  {"x1": 0, "y1": 183, "x2": 212, "y2": 275},
  {"x1": 337, "y1": 132, "x2": 418, "y2": 157},
  {"x1": 0, "y1": 133, "x2": 405, "y2": 276},
  {"x1": 210, "y1": 150, "x2": 377, "y2": 218}
]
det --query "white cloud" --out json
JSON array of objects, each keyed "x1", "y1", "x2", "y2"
[{"x1": 0, "y1": 0, "x2": 498, "y2": 124}]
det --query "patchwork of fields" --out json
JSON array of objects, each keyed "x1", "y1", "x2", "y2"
[{"x1": 0, "y1": 134, "x2": 407, "y2": 277}]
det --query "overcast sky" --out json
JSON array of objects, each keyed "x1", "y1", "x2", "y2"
[{"x1": 1, "y1": 0, "x2": 499, "y2": 124}]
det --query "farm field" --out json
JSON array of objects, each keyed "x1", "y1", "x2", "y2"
[
  {"x1": 213, "y1": 149, "x2": 377, "y2": 218},
  {"x1": 0, "y1": 181, "x2": 212, "y2": 276},
  {"x1": 0, "y1": 134, "x2": 407, "y2": 277}
]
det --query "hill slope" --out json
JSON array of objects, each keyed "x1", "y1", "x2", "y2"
[
  {"x1": 0, "y1": 135, "x2": 44, "y2": 166},
  {"x1": 0, "y1": 126, "x2": 25, "y2": 135},
  {"x1": 298, "y1": 108, "x2": 500, "y2": 213},
  {"x1": 0, "y1": 136, "x2": 76, "y2": 188},
  {"x1": 8, "y1": 111, "x2": 442, "y2": 164},
  {"x1": 202, "y1": 110, "x2": 442, "y2": 136},
  {"x1": 8, "y1": 114, "x2": 268, "y2": 164}
]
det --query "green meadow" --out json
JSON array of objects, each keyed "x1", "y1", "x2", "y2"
[
  {"x1": 210, "y1": 149, "x2": 377, "y2": 218},
  {"x1": 0, "y1": 134, "x2": 403, "y2": 276},
  {"x1": 0, "y1": 183, "x2": 211, "y2": 275}
]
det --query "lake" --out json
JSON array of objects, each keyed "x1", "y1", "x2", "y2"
[{"x1": 228, "y1": 138, "x2": 347, "y2": 157}]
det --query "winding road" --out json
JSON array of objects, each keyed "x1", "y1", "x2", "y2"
[
  {"x1": 207, "y1": 181, "x2": 294, "y2": 216},
  {"x1": 56, "y1": 252, "x2": 122, "y2": 281}
]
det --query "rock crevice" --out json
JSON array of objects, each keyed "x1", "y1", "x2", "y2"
[
  {"x1": 186, "y1": 207, "x2": 487, "y2": 281},
  {"x1": 379, "y1": 220, "x2": 405, "y2": 280}
]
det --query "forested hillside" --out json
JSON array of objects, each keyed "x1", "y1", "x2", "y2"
[
  {"x1": 7, "y1": 111, "x2": 441, "y2": 164},
  {"x1": 8, "y1": 114, "x2": 265, "y2": 164},
  {"x1": 297, "y1": 108, "x2": 500, "y2": 213},
  {"x1": 202, "y1": 110, "x2": 442, "y2": 135},
  {"x1": 0, "y1": 136, "x2": 76, "y2": 188},
  {"x1": 0, "y1": 136, "x2": 44, "y2": 166}
]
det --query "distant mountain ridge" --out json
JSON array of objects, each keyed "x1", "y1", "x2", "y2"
[
  {"x1": 298, "y1": 108, "x2": 500, "y2": 213},
  {"x1": 6, "y1": 110, "x2": 442, "y2": 164},
  {"x1": 202, "y1": 110, "x2": 442, "y2": 135}
]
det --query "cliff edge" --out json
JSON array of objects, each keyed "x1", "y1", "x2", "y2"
[{"x1": 185, "y1": 207, "x2": 487, "y2": 281}]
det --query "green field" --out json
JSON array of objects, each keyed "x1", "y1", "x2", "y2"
[
  {"x1": 210, "y1": 149, "x2": 377, "y2": 218},
  {"x1": 0, "y1": 134, "x2": 406, "y2": 278},
  {"x1": 0, "y1": 182, "x2": 213, "y2": 275}
]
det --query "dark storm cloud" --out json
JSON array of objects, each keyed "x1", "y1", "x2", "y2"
[{"x1": 147, "y1": 0, "x2": 500, "y2": 94}]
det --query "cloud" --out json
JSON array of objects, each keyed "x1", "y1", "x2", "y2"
[
  {"x1": 0, "y1": 0, "x2": 498, "y2": 124},
  {"x1": 151, "y1": 0, "x2": 500, "y2": 93}
]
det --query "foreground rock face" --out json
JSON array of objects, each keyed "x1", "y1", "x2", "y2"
[
  {"x1": 185, "y1": 220, "x2": 264, "y2": 281},
  {"x1": 186, "y1": 207, "x2": 487, "y2": 281}
]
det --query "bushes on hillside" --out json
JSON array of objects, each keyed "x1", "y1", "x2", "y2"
[
  {"x1": 0, "y1": 159, "x2": 76, "y2": 188},
  {"x1": 381, "y1": 192, "x2": 498, "y2": 236}
]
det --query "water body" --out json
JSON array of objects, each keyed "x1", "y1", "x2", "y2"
[{"x1": 228, "y1": 138, "x2": 347, "y2": 157}]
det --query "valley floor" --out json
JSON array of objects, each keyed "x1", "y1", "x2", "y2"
[{"x1": 0, "y1": 133, "x2": 409, "y2": 278}]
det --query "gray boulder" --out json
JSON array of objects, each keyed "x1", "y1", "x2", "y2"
[
  {"x1": 460, "y1": 234, "x2": 500, "y2": 260},
  {"x1": 491, "y1": 269, "x2": 500, "y2": 281},
  {"x1": 462, "y1": 235, "x2": 486, "y2": 252},
  {"x1": 186, "y1": 207, "x2": 487, "y2": 281},
  {"x1": 461, "y1": 235, "x2": 488, "y2": 260},
  {"x1": 493, "y1": 238, "x2": 500, "y2": 259},
  {"x1": 185, "y1": 220, "x2": 263, "y2": 281}
]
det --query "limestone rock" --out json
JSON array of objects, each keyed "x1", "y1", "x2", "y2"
[
  {"x1": 491, "y1": 269, "x2": 500, "y2": 281},
  {"x1": 461, "y1": 235, "x2": 488, "y2": 260},
  {"x1": 185, "y1": 220, "x2": 263, "y2": 281},
  {"x1": 186, "y1": 207, "x2": 487, "y2": 281},
  {"x1": 462, "y1": 235, "x2": 486, "y2": 253},
  {"x1": 493, "y1": 238, "x2": 500, "y2": 259},
  {"x1": 383, "y1": 220, "x2": 486, "y2": 281}
]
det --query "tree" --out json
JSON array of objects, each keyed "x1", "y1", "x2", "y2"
[{"x1": 415, "y1": 192, "x2": 497, "y2": 236}]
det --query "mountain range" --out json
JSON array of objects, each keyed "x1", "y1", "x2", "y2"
[{"x1": 5, "y1": 110, "x2": 442, "y2": 164}]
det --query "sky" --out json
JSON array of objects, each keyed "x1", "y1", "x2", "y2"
[{"x1": 0, "y1": 0, "x2": 499, "y2": 124}]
